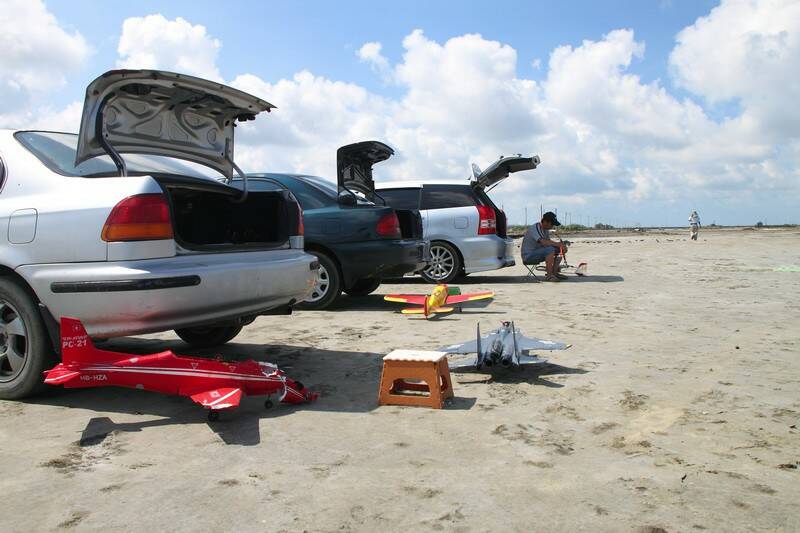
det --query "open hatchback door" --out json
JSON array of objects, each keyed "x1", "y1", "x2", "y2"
[
  {"x1": 336, "y1": 140, "x2": 394, "y2": 203},
  {"x1": 471, "y1": 154, "x2": 541, "y2": 190},
  {"x1": 75, "y1": 69, "x2": 274, "y2": 180}
]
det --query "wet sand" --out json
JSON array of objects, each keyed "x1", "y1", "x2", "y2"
[{"x1": 1, "y1": 228, "x2": 798, "y2": 532}]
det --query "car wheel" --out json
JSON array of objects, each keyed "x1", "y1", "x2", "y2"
[
  {"x1": 421, "y1": 242, "x2": 462, "y2": 284},
  {"x1": 175, "y1": 324, "x2": 243, "y2": 348},
  {"x1": 344, "y1": 278, "x2": 381, "y2": 297},
  {"x1": 0, "y1": 277, "x2": 55, "y2": 400},
  {"x1": 296, "y1": 252, "x2": 342, "y2": 310}
]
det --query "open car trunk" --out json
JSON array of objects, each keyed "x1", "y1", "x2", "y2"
[
  {"x1": 157, "y1": 177, "x2": 296, "y2": 251},
  {"x1": 395, "y1": 209, "x2": 423, "y2": 240}
]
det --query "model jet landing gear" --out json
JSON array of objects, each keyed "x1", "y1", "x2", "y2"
[
  {"x1": 207, "y1": 411, "x2": 220, "y2": 422},
  {"x1": 264, "y1": 399, "x2": 273, "y2": 409}
]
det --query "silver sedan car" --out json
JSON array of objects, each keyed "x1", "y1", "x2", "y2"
[{"x1": 0, "y1": 70, "x2": 317, "y2": 399}]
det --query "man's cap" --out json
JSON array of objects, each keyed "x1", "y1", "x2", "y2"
[{"x1": 542, "y1": 211, "x2": 561, "y2": 226}]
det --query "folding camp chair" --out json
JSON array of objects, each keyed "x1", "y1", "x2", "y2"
[
  {"x1": 520, "y1": 245, "x2": 544, "y2": 281},
  {"x1": 523, "y1": 259, "x2": 544, "y2": 281}
]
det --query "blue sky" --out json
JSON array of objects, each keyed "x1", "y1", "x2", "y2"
[{"x1": 2, "y1": 0, "x2": 798, "y2": 226}]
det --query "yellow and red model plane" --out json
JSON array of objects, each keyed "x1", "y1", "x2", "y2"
[{"x1": 384, "y1": 284, "x2": 494, "y2": 318}]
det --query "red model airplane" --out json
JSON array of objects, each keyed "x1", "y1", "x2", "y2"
[
  {"x1": 384, "y1": 284, "x2": 494, "y2": 318},
  {"x1": 44, "y1": 317, "x2": 318, "y2": 420}
]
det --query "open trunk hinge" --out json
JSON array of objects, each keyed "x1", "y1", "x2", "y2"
[{"x1": 96, "y1": 94, "x2": 128, "y2": 177}]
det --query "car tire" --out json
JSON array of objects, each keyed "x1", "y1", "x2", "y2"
[
  {"x1": 175, "y1": 324, "x2": 243, "y2": 348},
  {"x1": 0, "y1": 277, "x2": 55, "y2": 400},
  {"x1": 296, "y1": 251, "x2": 342, "y2": 310},
  {"x1": 421, "y1": 241, "x2": 462, "y2": 284},
  {"x1": 344, "y1": 278, "x2": 382, "y2": 297}
]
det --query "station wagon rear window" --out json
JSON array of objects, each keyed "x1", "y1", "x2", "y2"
[
  {"x1": 421, "y1": 185, "x2": 480, "y2": 210},
  {"x1": 15, "y1": 131, "x2": 218, "y2": 179}
]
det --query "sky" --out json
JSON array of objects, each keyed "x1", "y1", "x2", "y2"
[{"x1": 1, "y1": 0, "x2": 798, "y2": 226}]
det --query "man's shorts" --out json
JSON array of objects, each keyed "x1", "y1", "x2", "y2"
[{"x1": 522, "y1": 246, "x2": 557, "y2": 265}]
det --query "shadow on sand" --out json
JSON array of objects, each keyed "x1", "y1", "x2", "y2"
[
  {"x1": 28, "y1": 338, "x2": 479, "y2": 446},
  {"x1": 384, "y1": 274, "x2": 624, "y2": 285},
  {"x1": 28, "y1": 338, "x2": 390, "y2": 446},
  {"x1": 452, "y1": 362, "x2": 588, "y2": 389}
]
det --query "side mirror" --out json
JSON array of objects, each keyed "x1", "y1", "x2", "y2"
[{"x1": 338, "y1": 191, "x2": 357, "y2": 206}]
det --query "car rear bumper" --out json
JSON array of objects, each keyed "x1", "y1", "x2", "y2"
[
  {"x1": 18, "y1": 249, "x2": 317, "y2": 338},
  {"x1": 460, "y1": 235, "x2": 516, "y2": 273},
  {"x1": 335, "y1": 239, "x2": 430, "y2": 287}
]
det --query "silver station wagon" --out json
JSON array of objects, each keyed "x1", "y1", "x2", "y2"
[
  {"x1": 0, "y1": 70, "x2": 317, "y2": 399},
  {"x1": 378, "y1": 155, "x2": 539, "y2": 282}
]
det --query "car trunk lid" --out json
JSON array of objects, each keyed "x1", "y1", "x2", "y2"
[
  {"x1": 75, "y1": 69, "x2": 274, "y2": 180},
  {"x1": 471, "y1": 154, "x2": 540, "y2": 190},
  {"x1": 337, "y1": 140, "x2": 394, "y2": 203}
]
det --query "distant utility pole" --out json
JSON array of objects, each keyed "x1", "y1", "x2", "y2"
[
  {"x1": 524, "y1": 207, "x2": 528, "y2": 226},
  {"x1": 540, "y1": 204, "x2": 543, "y2": 219}
]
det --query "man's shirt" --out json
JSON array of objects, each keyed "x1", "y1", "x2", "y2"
[{"x1": 521, "y1": 222, "x2": 550, "y2": 257}]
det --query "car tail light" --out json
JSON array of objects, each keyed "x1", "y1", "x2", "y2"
[
  {"x1": 101, "y1": 194, "x2": 174, "y2": 242},
  {"x1": 376, "y1": 212, "x2": 401, "y2": 238},
  {"x1": 477, "y1": 205, "x2": 497, "y2": 235}
]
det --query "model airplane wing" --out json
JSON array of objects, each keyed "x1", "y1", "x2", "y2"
[
  {"x1": 517, "y1": 354, "x2": 549, "y2": 365},
  {"x1": 189, "y1": 387, "x2": 243, "y2": 410},
  {"x1": 43, "y1": 367, "x2": 82, "y2": 385},
  {"x1": 444, "y1": 291, "x2": 494, "y2": 305},
  {"x1": 440, "y1": 339, "x2": 479, "y2": 354},
  {"x1": 515, "y1": 335, "x2": 571, "y2": 351},
  {"x1": 384, "y1": 294, "x2": 427, "y2": 305}
]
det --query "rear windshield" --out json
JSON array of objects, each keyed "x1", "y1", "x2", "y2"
[
  {"x1": 15, "y1": 131, "x2": 219, "y2": 179},
  {"x1": 297, "y1": 175, "x2": 338, "y2": 198}
]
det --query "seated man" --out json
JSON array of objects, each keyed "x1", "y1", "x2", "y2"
[{"x1": 521, "y1": 211, "x2": 567, "y2": 282}]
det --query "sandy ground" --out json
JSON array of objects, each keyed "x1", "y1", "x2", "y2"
[{"x1": 1, "y1": 228, "x2": 799, "y2": 532}]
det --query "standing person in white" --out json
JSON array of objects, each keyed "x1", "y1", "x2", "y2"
[{"x1": 688, "y1": 210, "x2": 701, "y2": 240}]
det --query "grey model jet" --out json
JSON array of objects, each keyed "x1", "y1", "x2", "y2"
[{"x1": 440, "y1": 321, "x2": 570, "y2": 369}]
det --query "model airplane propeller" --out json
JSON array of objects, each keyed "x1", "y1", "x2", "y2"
[
  {"x1": 44, "y1": 317, "x2": 318, "y2": 420},
  {"x1": 384, "y1": 284, "x2": 494, "y2": 318},
  {"x1": 440, "y1": 321, "x2": 570, "y2": 369}
]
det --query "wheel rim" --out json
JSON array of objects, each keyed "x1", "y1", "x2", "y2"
[
  {"x1": 425, "y1": 245, "x2": 456, "y2": 280},
  {"x1": 0, "y1": 300, "x2": 28, "y2": 383},
  {"x1": 306, "y1": 263, "x2": 330, "y2": 302}
]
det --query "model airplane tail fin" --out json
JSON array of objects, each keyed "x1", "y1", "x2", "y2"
[{"x1": 59, "y1": 317, "x2": 117, "y2": 365}]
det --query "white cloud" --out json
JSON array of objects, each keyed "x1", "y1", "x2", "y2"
[
  {"x1": 227, "y1": 20, "x2": 798, "y2": 222},
  {"x1": 30, "y1": 101, "x2": 83, "y2": 133},
  {"x1": 0, "y1": 0, "x2": 89, "y2": 126},
  {"x1": 357, "y1": 42, "x2": 390, "y2": 77},
  {"x1": 117, "y1": 14, "x2": 222, "y2": 81},
  {"x1": 230, "y1": 71, "x2": 395, "y2": 176},
  {"x1": 670, "y1": 0, "x2": 800, "y2": 140}
]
